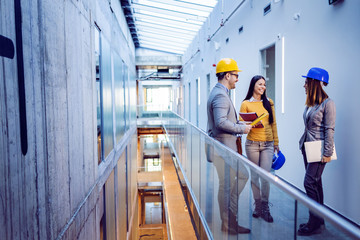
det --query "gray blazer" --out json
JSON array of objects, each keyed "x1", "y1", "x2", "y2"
[
  {"x1": 207, "y1": 83, "x2": 247, "y2": 151},
  {"x1": 299, "y1": 98, "x2": 336, "y2": 157}
]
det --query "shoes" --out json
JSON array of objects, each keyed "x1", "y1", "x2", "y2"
[
  {"x1": 221, "y1": 222, "x2": 237, "y2": 235},
  {"x1": 297, "y1": 223, "x2": 322, "y2": 236},
  {"x1": 221, "y1": 222, "x2": 251, "y2": 234},
  {"x1": 261, "y1": 200, "x2": 274, "y2": 223},
  {"x1": 299, "y1": 223, "x2": 325, "y2": 230},
  {"x1": 252, "y1": 200, "x2": 274, "y2": 222},
  {"x1": 252, "y1": 199, "x2": 261, "y2": 218},
  {"x1": 236, "y1": 224, "x2": 251, "y2": 234}
]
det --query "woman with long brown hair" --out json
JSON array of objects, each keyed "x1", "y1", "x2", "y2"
[
  {"x1": 298, "y1": 67, "x2": 336, "y2": 236},
  {"x1": 240, "y1": 75, "x2": 279, "y2": 223}
]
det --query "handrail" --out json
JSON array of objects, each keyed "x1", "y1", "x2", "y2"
[
  {"x1": 162, "y1": 125, "x2": 213, "y2": 240},
  {"x1": 158, "y1": 110, "x2": 360, "y2": 240}
]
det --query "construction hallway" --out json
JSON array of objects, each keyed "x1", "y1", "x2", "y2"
[{"x1": 1, "y1": 0, "x2": 360, "y2": 239}]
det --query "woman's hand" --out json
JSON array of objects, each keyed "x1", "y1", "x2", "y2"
[
  {"x1": 244, "y1": 124, "x2": 253, "y2": 134},
  {"x1": 274, "y1": 145, "x2": 280, "y2": 154},
  {"x1": 322, "y1": 156, "x2": 331, "y2": 163}
]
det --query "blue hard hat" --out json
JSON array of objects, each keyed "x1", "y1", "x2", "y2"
[
  {"x1": 272, "y1": 151, "x2": 285, "y2": 170},
  {"x1": 302, "y1": 67, "x2": 329, "y2": 84}
]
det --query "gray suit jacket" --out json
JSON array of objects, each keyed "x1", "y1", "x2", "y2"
[
  {"x1": 207, "y1": 83, "x2": 246, "y2": 151},
  {"x1": 299, "y1": 98, "x2": 336, "y2": 157}
]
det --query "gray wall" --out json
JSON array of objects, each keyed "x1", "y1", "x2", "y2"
[
  {"x1": 0, "y1": 0, "x2": 137, "y2": 239},
  {"x1": 182, "y1": 0, "x2": 360, "y2": 224}
]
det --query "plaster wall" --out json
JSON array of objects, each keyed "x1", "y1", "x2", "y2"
[{"x1": 182, "y1": 0, "x2": 360, "y2": 224}]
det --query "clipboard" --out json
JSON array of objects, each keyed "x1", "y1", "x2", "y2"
[{"x1": 304, "y1": 140, "x2": 337, "y2": 163}]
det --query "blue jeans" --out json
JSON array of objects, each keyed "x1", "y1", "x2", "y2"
[{"x1": 245, "y1": 139, "x2": 274, "y2": 201}]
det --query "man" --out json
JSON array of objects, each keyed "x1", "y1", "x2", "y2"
[{"x1": 207, "y1": 58, "x2": 252, "y2": 234}]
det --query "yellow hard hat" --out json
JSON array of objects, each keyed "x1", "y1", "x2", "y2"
[{"x1": 216, "y1": 58, "x2": 242, "y2": 74}]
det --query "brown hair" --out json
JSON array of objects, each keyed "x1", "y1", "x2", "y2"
[{"x1": 305, "y1": 78, "x2": 328, "y2": 107}]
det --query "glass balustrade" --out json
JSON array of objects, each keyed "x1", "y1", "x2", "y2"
[{"x1": 137, "y1": 106, "x2": 360, "y2": 240}]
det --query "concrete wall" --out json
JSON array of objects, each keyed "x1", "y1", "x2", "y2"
[
  {"x1": 0, "y1": 0, "x2": 137, "y2": 239},
  {"x1": 182, "y1": 0, "x2": 360, "y2": 224}
]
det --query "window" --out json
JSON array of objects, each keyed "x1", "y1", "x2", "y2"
[
  {"x1": 260, "y1": 45, "x2": 276, "y2": 103},
  {"x1": 95, "y1": 24, "x2": 102, "y2": 164},
  {"x1": 114, "y1": 53, "x2": 126, "y2": 143},
  {"x1": 196, "y1": 78, "x2": 200, "y2": 127},
  {"x1": 188, "y1": 82, "x2": 191, "y2": 122},
  {"x1": 100, "y1": 36, "x2": 114, "y2": 159}
]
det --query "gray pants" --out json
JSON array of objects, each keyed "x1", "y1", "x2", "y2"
[
  {"x1": 245, "y1": 139, "x2": 274, "y2": 201},
  {"x1": 212, "y1": 146, "x2": 249, "y2": 224}
]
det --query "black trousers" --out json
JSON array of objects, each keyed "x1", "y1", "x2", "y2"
[{"x1": 301, "y1": 146, "x2": 326, "y2": 226}]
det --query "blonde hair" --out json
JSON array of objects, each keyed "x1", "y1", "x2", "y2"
[{"x1": 305, "y1": 78, "x2": 328, "y2": 107}]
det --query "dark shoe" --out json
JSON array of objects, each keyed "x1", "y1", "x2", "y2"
[
  {"x1": 252, "y1": 199, "x2": 261, "y2": 218},
  {"x1": 236, "y1": 225, "x2": 251, "y2": 234},
  {"x1": 221, "y1": 222, "x2": 238, "y2": 235},
  {"x1": 299, "y1": 222, "x2": 325, "y2": 230},
  {"x1": 297, "y1": 223, "x2": 322, "y2": 236},
  {"x1": 261, "y1": 201, "x2": 274, "y2": 223},
  {"x1": 221, "y1": 222, "x2": 251, "y2": 234},
  {"x1": 299, "y1": 220, "x2": 325, "y2": 230},
  {"x1": 222, "y1": 211, "x2": 251, "y2": 234}
]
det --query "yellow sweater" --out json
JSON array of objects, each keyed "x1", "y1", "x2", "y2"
[{"x1": 239, "y1": 99, "x2": 279, "y2": 145}]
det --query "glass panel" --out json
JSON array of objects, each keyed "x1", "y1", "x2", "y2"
[
  {"x1": 129, "y1": 0, "x2": 218, "y2": 53},
  {"x1": 134, "y1": 0, "x2": 212, "y2": 17},
  {"x1": 134, "y1": 9, "x2": 203, "y2": 25},
  {"x1": 199, "y1": 134, "x2": 215, "y2": 232},
  {"x1": 129, "y1": 72, "x2": 137, "y2": 126},
  {"x1": 123, "y1": 64, "x2": 129, "y2": 131},
  {"x1": 185, "y1": 124, "x2": 192, "y2": 182},
  {"x1": 140, "y1": 44, "x2": 185, "y2": 54},
  {"x1": 105, "y1": 170, "x2": 116, "y2": 240},
  {"x1": 157, "y1": 112, "x2": 360, "y2": 240},
  {"x1": 296, "y1": 201, "x2": 354, "y2": 239},
  {"x1": 136, "y1": 18, "x2": 201, "y2": 32},
  {"x1": 94, "y1": 25, "x2": 102, "y2": 164},
  {"x1": 138, "y1": 36, "x2": 190, "y2": 47},
  {"x1": 114, "y1": 52, "x2": 125, "y2": 143},
  {"x1": 191, "y1": 129, "x2": 200, "y2": 201},
  {"x1": 135, "y1": 21, "x2": 197, "y2": 35},
  {"x1": 100, "y1": 37, "x2": 113, "y2": 158},
  {"x1": 117, "y1": 152, "x2": 127, "y2": 239},
  {"x1": 131, "y1": 2, "x2": 207, "y2": 21},
  {"x1": 250, "y1": 181, "x2": 296, "y2": 239}
]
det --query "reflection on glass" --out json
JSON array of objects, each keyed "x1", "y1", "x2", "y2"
[{"x1": 94, "y1": 25, "x2": 102, "y2": 165}]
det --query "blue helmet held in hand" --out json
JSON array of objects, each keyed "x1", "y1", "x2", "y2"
[
  {"x1": 302, "y1": 67, "x2": 329, "y2": 84},
  {"x1": 272, "y1": 151, "x2": 285, "y2": 170}
]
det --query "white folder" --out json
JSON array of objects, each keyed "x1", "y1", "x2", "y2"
[{"x1": 304, "y1": 140, "x2": 337, "y2": 163}]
